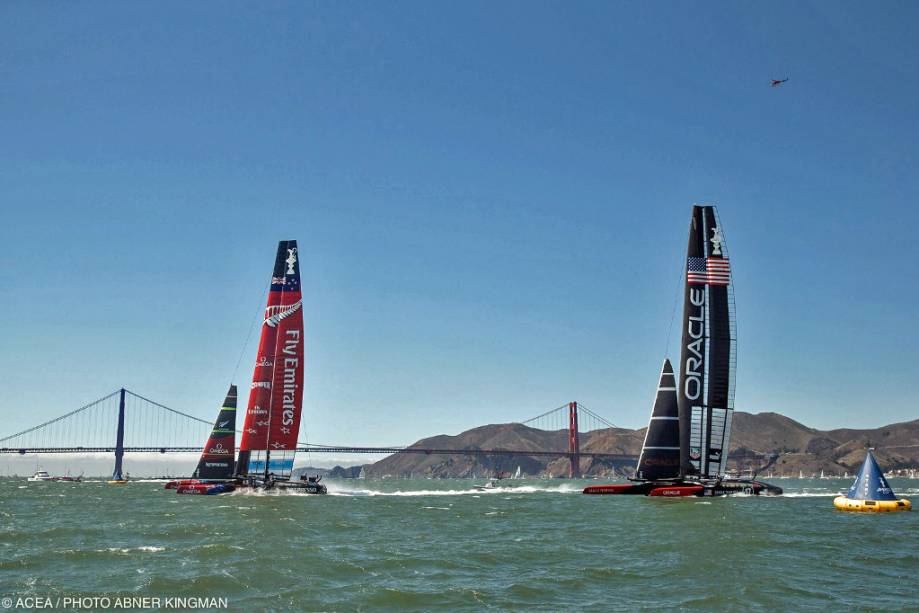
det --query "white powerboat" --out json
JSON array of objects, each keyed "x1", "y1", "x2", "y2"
[{"x1": 473, "y1": 478, "x2": 500, "y2": 491}]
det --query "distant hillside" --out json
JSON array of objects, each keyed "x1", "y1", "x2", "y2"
[
  {"x1": 738, "y1": 415, "x2": 919, "y2": 477},
  {"x1": 291, "y1": 465, "x2": 364, "y2": 479},
  {"x1": 364, "y1": 413, "x2": 919, "y2": 478}
]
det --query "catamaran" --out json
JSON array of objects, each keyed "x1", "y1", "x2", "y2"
[
  {"x1": 234, "y1": 240, "x2": 326, "y2": 494},
  {"x1": 584, "y1": 205, "x2": 781, "y2": 497},
  {"x1": 166, "y1": 241, "x2": 324, "y2": 495}
]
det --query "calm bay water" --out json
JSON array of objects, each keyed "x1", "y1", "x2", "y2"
[{"x1": 2, "y1": 477, "x2": 917, "y2": 611}]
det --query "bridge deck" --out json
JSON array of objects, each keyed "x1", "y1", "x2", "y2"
[{"x1": 0, "y1": 445, "x2": 637, "y2": 462}]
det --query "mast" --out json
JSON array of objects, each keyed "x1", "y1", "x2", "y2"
[
  {"x1": 677, "y1": 206, "x2": 736, "y2": 479},
  {"x1": 237, "y1": 240, "x2": 305, "y2": 479}
]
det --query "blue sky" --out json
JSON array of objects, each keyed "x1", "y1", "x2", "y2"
[{"x1": 2, "y1": 2, "x2": 917, "y2": 449}]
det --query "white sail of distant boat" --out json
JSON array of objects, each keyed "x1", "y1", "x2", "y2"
[
  {"x1": 799, "y1": 470, "x2": 804, "y2": 479},
  {"x1": 820, "y1": 469, "x2": 826, "y2": 479},
  {"x1": 514, "y1": 466, "x2": 522, "y2": 479},
  {"x1": 358, "y1": 467, "x2": 366, "y2": 480}
]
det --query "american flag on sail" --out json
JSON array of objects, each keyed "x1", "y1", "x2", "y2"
[{"x1": 687, "y1": 257, "x2": 731, "y2": 286}]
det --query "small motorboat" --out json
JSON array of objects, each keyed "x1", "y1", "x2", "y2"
[
  {"x1": 27, "y1": 470, "x2": 82, "y2": 482},
  {"x1": 473, "y1": 478, "x2": 501, "y2": 491}
]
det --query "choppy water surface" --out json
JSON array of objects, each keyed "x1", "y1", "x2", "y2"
[{"x1": 2, "y1": 478, "x2": 917, "y2": 610}]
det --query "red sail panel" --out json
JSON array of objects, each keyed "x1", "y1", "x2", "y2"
[
  {"x1": 267, "y1": 275, "x2": 304, "y2": 453},
  {"x1": 239, "y1": 240, "x2": 304, "y2": 456}
]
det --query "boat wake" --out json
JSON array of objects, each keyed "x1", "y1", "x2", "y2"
[
  {"x1": 325, "y1": 484, "x2": 583, "y2": 497},
  {"x1": 780, "y1": 492, "x2": 840, "y2": 497}
]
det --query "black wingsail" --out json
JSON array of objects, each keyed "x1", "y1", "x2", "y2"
[
  {"x1": 636, "y1": 360, "x2": 681, "y2": 480},
  {"x1": 192, "y1": 385, "x2": 237, "y2": 479},
  {"x1": 677, "y1": 206, "x2": 736, "y2": 478}
]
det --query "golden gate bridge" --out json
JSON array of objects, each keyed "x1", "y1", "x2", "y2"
[{"x1": 0, "y1": 389, "x2": 646, "y2": 478}]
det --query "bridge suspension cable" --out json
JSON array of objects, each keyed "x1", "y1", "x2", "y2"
[
  {"x1": 0, "y1": 390, "x2": 218, "y2": 451},
  {"x1": 519, "y1": 402, "x2": 618, "y2": 432},
  {"x1": 0, "y1": 390, "x2": 121, "y2": 446}
]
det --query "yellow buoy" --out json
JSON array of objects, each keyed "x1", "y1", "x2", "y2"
[
  {"x1": 833, "y1": 496, "x2": 911, "y2": 512},
  {"x1": 834, "y1": 449, "x2": 911, "y2": 513}
]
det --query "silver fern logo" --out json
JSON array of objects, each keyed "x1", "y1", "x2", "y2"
[{"x1": 264, "y1": 300, "x2": 302, "y2": 328}]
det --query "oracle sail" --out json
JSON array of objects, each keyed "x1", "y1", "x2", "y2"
[
  {"x1": 237, "y1": 240, "x2": 305, "y2": 479},
  {"x1": 677, "y1": 205, "x2": 735, "y2": 479},
  {"x1": 192, "y1": 385, "x2": 237, "y2": 479},
  {"x1": 584, "y1": 205, "x2": 781, "y2": 497},
  {"x1": 635, "y1": 360, "x2": 680, "y2": 480}
]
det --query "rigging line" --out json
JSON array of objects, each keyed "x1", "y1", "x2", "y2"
[
  {"x1": 663, "y1": 260, "x2": 685, "y2": 359},
  {"x1": 230, "y1": 281, "x2": 271, "y2": 387}
]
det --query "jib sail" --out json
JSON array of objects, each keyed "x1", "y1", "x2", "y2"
[
  {"x1": 677, "y1": 205, "x2": 736, "y2": 478},
  {"x1": 636, "y1": 360, "x2": 681, "y2": 480},
  {"x1": 237, "y1": 240, "x2": 305, "y2": 478},
  {"x1": 192, "y1": 385, "x2": 237, "y2": 479}
]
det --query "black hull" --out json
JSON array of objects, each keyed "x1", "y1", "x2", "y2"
[
  {"x1": 235, "y1": 476, "x2": 328, "y2": 495},
  {"x1": 276, "y1": 481, "x2": 328, "y2": 495},
  {"x1": 714, "y1": 478, "x2": 783, "y2": 496}
]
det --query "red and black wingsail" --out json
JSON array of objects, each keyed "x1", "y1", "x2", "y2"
[
  {"x1": 237, "y1": 241, "x2": 305, "y2": 478},
  {"x1": 192, "y1": 385, "x2": 237, "y2": 479},
  {"x1": 677, "y1": 206, "x2": 736, "y2": 478},
  {"x1": 636, "y1": 360, "x2": 680, "y2": 480}
]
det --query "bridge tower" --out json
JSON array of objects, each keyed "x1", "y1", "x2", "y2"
[
  {"x1": 568, "y1": 401, "x2": 580, "y2": 478},
  {"x1": 112, "y1": 388, "x2": 126, "y2": 481}
]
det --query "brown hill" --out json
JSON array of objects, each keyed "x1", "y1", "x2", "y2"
[{"x1": 365, "y1": 413, "x2": 919, "y2": 478}]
